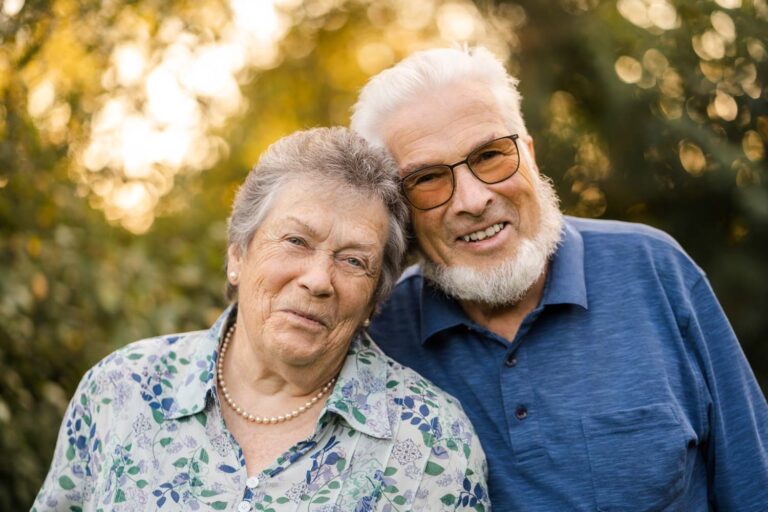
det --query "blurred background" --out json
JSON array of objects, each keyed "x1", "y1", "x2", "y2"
[{"x1": 1, "y1": 0, "x2": 766, "y2": 507}]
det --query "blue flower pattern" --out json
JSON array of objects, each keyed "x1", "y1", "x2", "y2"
[{"x1": 33, "y1": 307, "x2": 489, "y2": 511}]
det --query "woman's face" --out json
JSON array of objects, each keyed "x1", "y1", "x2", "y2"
[{"x1": 228, "y1": 179, "x2": 390, "y2": 370}]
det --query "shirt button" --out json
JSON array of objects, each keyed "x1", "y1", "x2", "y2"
[
  {"x1": 515, "y1": 406, "x2": 528, "y2": 420},
  {"x1": 505, "y1": 355, "x2": 518, "y2": 367},
  {"x1": 237, "y1": 501, "x2": 251, "y2": 512},
  {"x1": 246, "y1": 476, "x2": 260, "y2": 489}
]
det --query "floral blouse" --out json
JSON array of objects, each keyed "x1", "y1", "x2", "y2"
[{"x1": 33, "y1": 308, "x2": 489, "y2": 511}]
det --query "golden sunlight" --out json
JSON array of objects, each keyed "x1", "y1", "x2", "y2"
[{"x1": 64, "y1": 0, "x2": 512, "y2": 233}]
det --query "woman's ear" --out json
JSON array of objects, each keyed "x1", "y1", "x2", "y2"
[{"x1": 227, "y1": 245, "x2": 242, "y2": 284}]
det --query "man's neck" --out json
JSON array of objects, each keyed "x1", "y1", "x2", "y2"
[{"x1": 458, "y1": 269, "x2": 548, "y2": 343}]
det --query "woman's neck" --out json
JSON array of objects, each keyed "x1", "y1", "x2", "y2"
[{"x1": 218, "y1": 322, "x2": 345, "y2": 421}]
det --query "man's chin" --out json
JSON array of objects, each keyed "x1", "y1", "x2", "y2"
[
  {"x1": 421, "y1": 240, "x2": 547, "y2": 306},
  {"x1": 421, "y1": 174, "x2": 564, "y2": 306}
]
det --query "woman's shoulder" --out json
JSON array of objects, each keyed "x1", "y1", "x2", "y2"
[{"x1": 87, "y1": 328, "x2": 211, "y2": 378}]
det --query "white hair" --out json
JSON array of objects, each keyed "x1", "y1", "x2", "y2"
[
  {"x1": 352, "y1": 45, "x2": 561, "y2": 305},
  {"x1": 351, "y1": 46, "x2": 529, "y2": 149},
  {"x1": 421, "y1": 173, "x2": 563, "y2": 306}
]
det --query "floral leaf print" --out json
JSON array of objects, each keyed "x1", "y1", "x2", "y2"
[{"x1": 33, "y1": 310, "x2": 490, "y2": 511}]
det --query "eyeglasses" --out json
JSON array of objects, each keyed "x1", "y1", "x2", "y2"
[{"x1": 400, "y1": 134, "x2": 521, "y2": 210}]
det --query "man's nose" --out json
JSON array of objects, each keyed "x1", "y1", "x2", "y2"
[{"x1": 448, "y1": 164, "x2": 494, "y2": 216}]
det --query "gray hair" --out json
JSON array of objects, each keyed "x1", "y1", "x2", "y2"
[
  {"x1": 226, "y1": 127, "x2": 408, "y2": 309},
  {"x1": 351, "y1": 46, "x2": 530, "y2": 150}
]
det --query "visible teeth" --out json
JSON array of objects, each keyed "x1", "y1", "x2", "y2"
[{"x1": 462, "y1": 223, "x2": 504, "y2": 242}]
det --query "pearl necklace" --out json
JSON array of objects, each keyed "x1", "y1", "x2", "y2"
[{"x1": 216, "y1": 322, "x2": 336, "y2": 425}]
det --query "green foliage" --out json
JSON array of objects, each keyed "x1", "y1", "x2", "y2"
[{"x1": 1, "y1": 0, "x2": 766, "y2": 509}]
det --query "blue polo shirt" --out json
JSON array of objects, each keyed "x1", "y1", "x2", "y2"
[{"x1": 370, "y1": 216, "x2": 768, "y2": 511}]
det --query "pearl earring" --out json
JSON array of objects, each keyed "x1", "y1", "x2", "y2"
[
  {"x1": 362, "y1": 319, "x2": 371, "y2": 328},
  {"x1": 228, "y1": 271, "x2": 237, "y2": 280}
]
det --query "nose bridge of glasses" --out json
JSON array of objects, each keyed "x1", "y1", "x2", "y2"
[{"x1": 448, "y1": 156, "x2": 472, "y2": 173}]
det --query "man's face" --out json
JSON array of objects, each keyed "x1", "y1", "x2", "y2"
[{"x1": 382, "y1": 80, "x2": 543, "y2": 275}]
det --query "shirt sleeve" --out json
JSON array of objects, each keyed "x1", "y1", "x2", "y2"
[
  {"x1": 32, "y1": 369, "x2": 98, "y2": 511},
  {"x1": 411, "y1": 404, "x2": 491, "y2": 511},
  {"x1": 686, "y1": 276, "x2": 768, "y2": 511}
]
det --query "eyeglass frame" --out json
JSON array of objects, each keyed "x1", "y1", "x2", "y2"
[{"x1": 399, "y1": 134, "x2": 521, "y2": 211}]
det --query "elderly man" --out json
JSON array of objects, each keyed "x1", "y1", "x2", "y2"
[{"x1": 351, "y1": 47, "x2": 768, "y2": 511}]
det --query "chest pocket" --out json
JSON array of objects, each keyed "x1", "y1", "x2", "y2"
[{"x1": 581, "y1": 403, "x2": 695, "y2": 512}]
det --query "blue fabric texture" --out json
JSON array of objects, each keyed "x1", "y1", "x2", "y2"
[{"x1": 369, "y1": 216, "x2": 768, "y2": 511}]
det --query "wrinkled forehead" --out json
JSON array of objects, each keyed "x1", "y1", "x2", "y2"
[{"x1": 381, "y1": 81, "x2": 509, "y2": 175}]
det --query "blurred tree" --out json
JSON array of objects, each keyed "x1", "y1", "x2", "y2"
[{"x1": 1, "y1": 0, "x2": 765, "y2": 508}]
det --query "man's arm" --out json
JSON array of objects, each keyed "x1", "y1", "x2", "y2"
[{"x1": 686, "y1": 276, "x2": 768, "y2": 510}]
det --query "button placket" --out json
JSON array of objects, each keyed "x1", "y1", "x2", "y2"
[
  {"x1": 246, "y1": 476, "x2": 260, "y2": 489},
  {"x1": 237, "y1": 500, "x2": 252, "y2": 512}
]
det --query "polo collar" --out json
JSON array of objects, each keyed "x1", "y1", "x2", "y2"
[
  {"x1": 541, "y1": 217, "x2": 588, "y2": 309},
  {"x1": 420, "y1": 279, "x2": 470, "y2": 344},
  {"x1": 418, "y1": 216, "x2": 588, "y2": 344}
]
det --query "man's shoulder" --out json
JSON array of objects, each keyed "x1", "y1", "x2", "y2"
[
  {"x1": 564, "y1": 216, "x2": 705, "y2": 287},
  {"x1": 567, "y1": 217, "x2": 696, "y2": 261},
  {"x1": 566, "y1": 216, "x2": 682, "y2": 248}
]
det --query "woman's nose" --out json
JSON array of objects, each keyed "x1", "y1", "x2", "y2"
[{"x1": 297, "y1": 251, "x2": 335, "y2": 297}]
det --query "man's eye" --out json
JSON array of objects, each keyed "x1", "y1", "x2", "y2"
[
  {"x1": 408, "y1": 168, "x2": 450, "y2": 187},
  {"x1": 414, "y1": 173, "x2": 440, "y2": 185},
  {"x1": 475, "y1": 149, "x2": 503, "y2": 162}
]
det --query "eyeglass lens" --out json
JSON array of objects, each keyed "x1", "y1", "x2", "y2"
[{"x1": 402, "y1": 136, "x2": 520, "y2": 210}]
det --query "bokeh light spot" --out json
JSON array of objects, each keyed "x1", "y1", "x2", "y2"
[
  {"x1": 27, "y1": 79, "x2": 55, "y2": 118},
  {"x1": 647, "y1": 0, "x2": 678, "y2": 30},
  {"x1": 617, "y1": 0, "x2": 651, "y2": 28},
  {"x1": 615, "y1": 56, "x2": 642, "y2": 83},
  {"x1": 114, "y1": 43, "x2": 147, "y2": 86},
  {"x1": 711, "y1": 11, "x2": 736, "y2": 42},
  {"x1": 679, "y1": 140, "x2": 707, "y2": 175},
  {"x1": 437, "y1": 2, "x2": 479, "y2": 40},
  {"x1": 742, "y1": 130, "x2": 765, "y2": 161},
  {"x1": 713, "y1": 90, "x2": 738, "y2": 121},
  {"x1": 1, "y1": 0, "x2": 24, "y2": 17}
]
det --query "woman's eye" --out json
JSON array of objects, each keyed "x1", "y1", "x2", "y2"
[
  {"x1": 346, "y1": 257, "x2": 364, "y2": 267},
  {"x1": 286, "y1": 236, "x2": 306, "y2": 247},
  {"x1": 339, "y1": 255, "x2": 368, "y2": 271}
]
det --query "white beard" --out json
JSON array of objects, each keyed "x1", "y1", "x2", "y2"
[{"x1": 421, "y1": 174, "x2": 563, "y2": 306}]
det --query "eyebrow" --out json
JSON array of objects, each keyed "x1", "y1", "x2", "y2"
[
  {"x1": 283, "y1": 217, "x2": 380, "y2": 252},
  {"x1": 399, "y1": 134, "x2": 503, "y2": 176},
  {"x1": 284, "y1": 216, "x2": 322, "y2": 239}
]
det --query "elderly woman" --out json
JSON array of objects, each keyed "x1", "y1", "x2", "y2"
[{"x1": 34, "y1": 127, "x2": 489, "y2": 511}]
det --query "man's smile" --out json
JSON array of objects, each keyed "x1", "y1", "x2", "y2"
[{"x1": 459, "y1": 222, "x2": 508, "y2": 243}]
